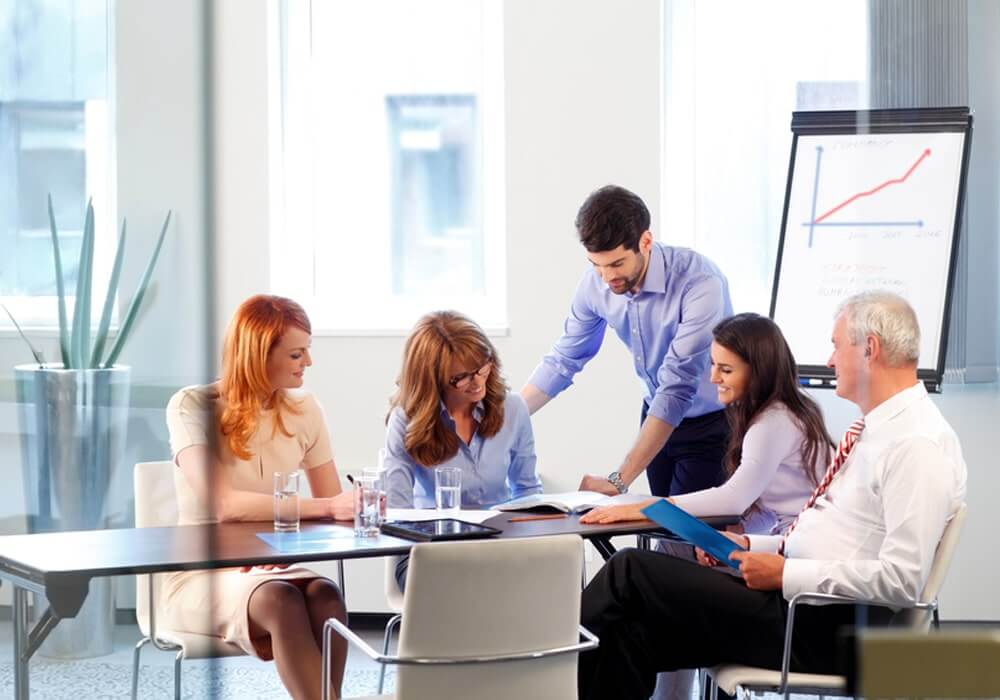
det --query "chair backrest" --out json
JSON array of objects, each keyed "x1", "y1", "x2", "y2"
[
  {"x1": 133, "y1": 460, "x2": 180, "y2": 634},
  {"x1": 396, "y1": 534, "x2": 584, "y2": 700},
  {"x1": 385, "y1": 555, "x2": 406, "y2": 612},
  {"x1": 902, "y1": 502, "x2": 967, "y2": 630}
]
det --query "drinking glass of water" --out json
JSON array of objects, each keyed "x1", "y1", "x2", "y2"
[
  {"x1": 354, "y1": 474, "x2": 381, "y2": 537},
  {"x1": 435, "y1": 466, "x2": 462, "y2": 514},
  {"x1": 273, "y1": 470, "x2": 301, "y2": 532},
  {"x1": 362, "y1": 467, "x2": 388, "y2": 524}
]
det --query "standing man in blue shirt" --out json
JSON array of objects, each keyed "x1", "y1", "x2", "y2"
[{"x1": 521, "y1": 185, "x2": 733, "y2": 498}]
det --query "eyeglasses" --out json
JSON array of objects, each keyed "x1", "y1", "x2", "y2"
[{"x1": 448, "y1": 361, "x2": 493, "y2": 389}]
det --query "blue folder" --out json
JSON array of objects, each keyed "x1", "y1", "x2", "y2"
[{"x1": 641, "y1": 499, "x2": 745, "y2": 569}]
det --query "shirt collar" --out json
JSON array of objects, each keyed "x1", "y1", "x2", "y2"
[
  {"x1": 864, "y1": 381, "x2": 927, "y2": 433},
  {"x1": 438, "y1": 400, "x2": 485, "y2": 425},
  {"x1": 628, "y1": 243, "x2": 667, "y2": 298}
]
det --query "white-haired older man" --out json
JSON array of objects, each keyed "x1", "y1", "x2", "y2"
[{"x1": 578, "y1": 291, "x2": 967, "y2": 700}]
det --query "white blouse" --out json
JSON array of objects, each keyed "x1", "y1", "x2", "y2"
[{"x1": 671, "y1": 402, "x2": 827, "y2": 534}]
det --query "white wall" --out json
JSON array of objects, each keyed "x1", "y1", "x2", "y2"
[{"x1": 208, "y1": 0, "x2": 663, "y2": 609}]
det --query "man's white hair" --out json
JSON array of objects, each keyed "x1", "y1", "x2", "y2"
[{"x1": 835, "y1": 291, "x2": 921, "y2": 366}]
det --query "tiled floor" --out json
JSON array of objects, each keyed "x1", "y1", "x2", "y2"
[{"x1": 0, "y1": 616, "x2": 393, "y2": 698}]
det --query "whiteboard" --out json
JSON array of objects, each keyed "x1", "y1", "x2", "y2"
[{"x1": 771, "y1": 109, "x2": 971, "y2": 389}]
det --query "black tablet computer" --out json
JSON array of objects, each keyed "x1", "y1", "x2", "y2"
[{"x1": 380, "y1": 519, "x2": 502, "y2": 542}]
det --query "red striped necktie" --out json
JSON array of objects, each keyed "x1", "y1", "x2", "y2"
[{"x1": 778, "y1": 417, "x2": 865, "y2": 555}]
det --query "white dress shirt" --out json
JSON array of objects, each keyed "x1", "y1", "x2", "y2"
[{"x1": 747, "y1": 382, "x2": 967, "y2": 606}]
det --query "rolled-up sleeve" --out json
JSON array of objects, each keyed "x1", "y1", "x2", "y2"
[
  {"x1": 527, "y1": 272, "x2": 607, "y2": 398},
  {"x1": 506, "y1": 395, "x2": 543, "y2": 499},
  {"x1": 384, "y1": 408, "x2": 418, "y2": 508},
  {"x1": 646, "y1": 275, "x2": 726, "y2": 427}
]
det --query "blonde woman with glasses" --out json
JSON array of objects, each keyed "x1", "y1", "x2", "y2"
[{"x1": 384, "y1": 310, "x2": 543, "y2": 587}]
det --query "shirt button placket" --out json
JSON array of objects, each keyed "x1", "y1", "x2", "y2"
[{"x1": 630, "y1": 304, "x2": 643, "y2": 369}]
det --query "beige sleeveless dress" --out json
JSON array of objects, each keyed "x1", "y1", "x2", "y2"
[{"x1": 163, "y1": 384, "x2": 333, "y2": 658}]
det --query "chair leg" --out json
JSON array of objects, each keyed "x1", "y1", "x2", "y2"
[
  {"x1": 378, "y1": 614, "x2": 402, "y2": 693},
  {"x1": 173, "y1": 650, "x2": 184, "y2": 700},
  {"x1": 131, "y1": 637, "x2": 151, "y2": 700}
]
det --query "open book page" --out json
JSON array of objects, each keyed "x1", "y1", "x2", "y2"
[{"x1": 493, "y1": 491, "x2": 658, "y2": 514}]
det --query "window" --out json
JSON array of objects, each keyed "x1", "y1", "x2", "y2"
[
  {"x1": 274, "y1": 0, "x2": 506, "y2": 332},
  {"x1": 662, "y1": 0, "x2": 869, "y2": 313},
  {"x1": 0, "y1": 0, "x2": 114, "y2": 328}
]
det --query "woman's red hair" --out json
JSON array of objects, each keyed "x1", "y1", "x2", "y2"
[{"x1": 219, "y1": 294, "x2": 311, "y2": 460}]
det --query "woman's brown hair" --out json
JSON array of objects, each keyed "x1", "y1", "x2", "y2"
[
  {"x1": 389, "y1": 311, "x2": 507, "y2": 467},
  {"x1": 712, "y1": 313, "x2": 833, "y2": 485},
  {"x1": 218, "y1": 294, "x2": 311, "y2": 460}
]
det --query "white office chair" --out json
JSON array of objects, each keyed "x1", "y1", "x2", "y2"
[
  {"x1": 325, "y1": 534, "x2": 598, "y2": 700},
  {"x1": 377, "y1": 555, "x2": 407, "y2": 693},
  {"x1": 706, "y1": 502, "x2": 968, "y2": 700},
  {"x1": 131, "y1": 460, "x2": 246, "y2": 700}
]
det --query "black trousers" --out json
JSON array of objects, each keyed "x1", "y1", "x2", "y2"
[
  {"x1": 644, "y1": 405, "x2": 729, "y2": 497},
  {"x1": 578, "y1": 549, "x2": 893, "y2": 700}
]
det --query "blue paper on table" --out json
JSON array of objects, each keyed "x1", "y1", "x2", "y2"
[
  {"x1": 257, "y1": 528, "x2": 355, "y2": 555},
  {"x1": 641, "y1": 499, "x2": 745, "y2": 569}
]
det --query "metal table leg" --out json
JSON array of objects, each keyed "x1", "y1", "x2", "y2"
[
  {"x1": 12, "y1": 585, "x2": 65, "y2": 700},
  {"x1": 14, "y1": 586, "x2": 29, "y2": 700},
  {"x1": 590, "y1": 536, "x2": 617, "y2": 561}
]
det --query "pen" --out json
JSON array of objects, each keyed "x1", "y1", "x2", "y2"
[{"x1": 508, "y1": 513, "x2": 569, "y2": 523}]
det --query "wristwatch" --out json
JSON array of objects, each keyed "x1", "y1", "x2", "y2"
[{"x1": 606, "y1": 471, "x2": 628, "y2": 494}]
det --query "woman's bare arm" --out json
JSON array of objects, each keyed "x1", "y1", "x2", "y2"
[
  {"x1": 176, "y1": 445, "x2": 342, "y2": 522},
  {"x1": 305, "y1": 460, "x2": 353, "y2": 520}
]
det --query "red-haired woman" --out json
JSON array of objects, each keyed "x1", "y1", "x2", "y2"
[{"x1": 165, "y1": 294, "x2": 352, "y2": 700}]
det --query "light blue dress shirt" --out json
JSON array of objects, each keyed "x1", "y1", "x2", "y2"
[
  {"x1": 384, "y1": 392, "x2": 543, "y2": 509},
  {"x1": 527, "y1": 242, "x2": 733, "y2": 428}
]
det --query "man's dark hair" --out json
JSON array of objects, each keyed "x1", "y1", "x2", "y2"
[{"x1": 575, "y1": 185, "x2": 651, "y2": 253}]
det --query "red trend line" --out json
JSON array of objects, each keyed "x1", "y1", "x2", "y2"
[{"x1": 813, "y1": 148, "x2": 931, "y2": 224}]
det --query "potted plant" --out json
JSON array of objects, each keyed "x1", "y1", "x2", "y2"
[{"x1": 4, "y1": 195, "x2": 169, "y2": 658}]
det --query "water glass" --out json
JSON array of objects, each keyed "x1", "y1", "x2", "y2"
[
  {"x1": 273, "y1": 470, "x2": 301, "y2": 532},
  {"x1": 354, "y1": 474, "x2": 382, "y2": 537},
  {"x1": 362, "y1": 467, "x2": 388, "y2": 524},
  {"x1": 435, "y1": 466, "x2": 462, "y2": 514}
]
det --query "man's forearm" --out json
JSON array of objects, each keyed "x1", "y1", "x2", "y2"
[
  {"x1": 618, "y1": 414, "x2": 675, "y2": 486},
  {"x1": 520, "y1": 384, "x2": 552, "y2": 415}
]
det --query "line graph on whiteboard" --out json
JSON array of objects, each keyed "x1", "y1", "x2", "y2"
[{"x1": 802, "y1": 145, "x2": 932, "y2": 248}]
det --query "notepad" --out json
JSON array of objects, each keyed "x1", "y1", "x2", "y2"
[{"x1": 641, "y1": 499, "x2": 745, "y2": 570}]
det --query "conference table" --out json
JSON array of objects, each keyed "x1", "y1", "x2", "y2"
[{"x1": 0, "y1": 511, "x2": 736, "y2": 699}]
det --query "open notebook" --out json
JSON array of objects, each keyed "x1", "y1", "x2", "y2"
[{"x1": 492, "y1": 491, "x2": 655, "y2": 514}]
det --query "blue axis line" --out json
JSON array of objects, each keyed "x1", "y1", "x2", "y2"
[
  {"x1": 807, "y1": 146, "x2": 823, "y2": 248},
  {"x1": 802, "y1": 220, "x2": 924, "y2": 228}
]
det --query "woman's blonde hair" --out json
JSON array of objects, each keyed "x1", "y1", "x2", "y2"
[
  {"x1": 219, "y1": 294, "x2": 311, "y2": 460},
  {"x1": 390, "y1": 311, "x2": 507, "y2": 467}
]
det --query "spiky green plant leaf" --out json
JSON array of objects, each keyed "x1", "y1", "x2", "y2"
[
  {"x1": 90, "y1": 218, "x2": 127, "y2": 368},
  {"x1": 70, "y1": 200, "x2": 95, "y2": 368},
  {"x1": 1, "y1": 303, "x2": 45, "y2": 366},
  {"x1": 102, "y1": 210, "x2": 171, "y2": 368},
  {"x1": 47, "y1": 194, "x2": 70, "y2": 366}
]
